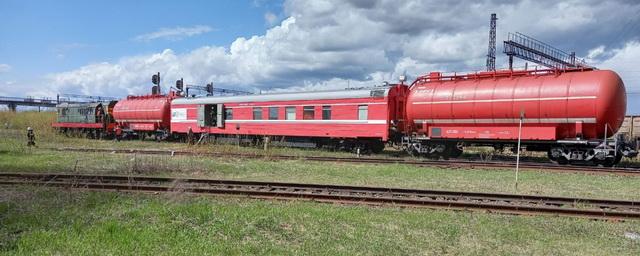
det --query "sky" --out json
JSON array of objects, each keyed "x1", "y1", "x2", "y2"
[{"x1": 1, "y1": 0, "x2": 640, "y2": 113}]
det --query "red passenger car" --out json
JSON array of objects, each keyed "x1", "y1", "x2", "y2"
[{"x1": 170, "y1": 85, "x2": 408, "y2": 152}]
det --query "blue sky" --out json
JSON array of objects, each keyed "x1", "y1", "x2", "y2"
[
  {"x1": 0, "y1": 0, "x2": 282, "y2": 84},
  {"x1": 1, "y1": 0, "x2": 640, "y2": 113}
]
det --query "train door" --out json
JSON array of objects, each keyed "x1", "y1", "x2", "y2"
[{"x1": 198, "y1": 103, "x2": 224, "y2": 128}]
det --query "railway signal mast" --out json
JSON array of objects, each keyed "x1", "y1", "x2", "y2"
[
  {"x1": 486, "y1": 13, "x2": 497, "y2": 71},
  {"x1": 151, "y1": 72, "x2": 161, "y2": 95}
]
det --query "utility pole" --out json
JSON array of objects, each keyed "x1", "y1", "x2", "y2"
[
  {"x1": 515, "y1": 110, "x2": 524, "y2": 190},
  {"x1": 486, "y1": 13, "x2": 497, "y2": 71}
]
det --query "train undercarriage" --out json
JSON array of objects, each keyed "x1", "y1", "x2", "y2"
[
  {"x1": 177, "y1": 133, "x2": 387, "y2": 154},
  {"x1": 401, "y1": 134, "x2": 639, "y2": 167},
  {"x1": 56, "y1": 126, "x2": 638, "y2": 166}
]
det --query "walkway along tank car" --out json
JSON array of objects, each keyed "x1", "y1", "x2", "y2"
[
  {"x1": 52, "y1": 101, "x2": 117, "y2": 138},
  {"x1": 170, "y1": 85, "x2": 408, "y2": 153},
  {"x1": 402, "y1": 68, "x2": 637, "y2": 166}
]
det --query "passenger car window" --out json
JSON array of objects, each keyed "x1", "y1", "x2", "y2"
[
  {"x1": 303, "y1": 106, "x2": 314, "y2": 120},
  {"x1": 285, "y1": 107, "x2": 296, "y2": 120},
  {"x1": 269, "y1": 107, "x2": 279, "y2": 120},
  {"x1": 253, "y1": 107, "x2": 262, "y2": 120},
  {"x1": 358, "y1": 105, "x2": 368, "y2": 120},
  {"x1": 225, "y1": 108, "x2": 233, "y2": 120},
  {"x1": 322, "y1": 106, "x2": 331, "y2": 120}
]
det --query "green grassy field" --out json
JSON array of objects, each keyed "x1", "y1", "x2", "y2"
[
  {"x1": 1, "y1": 187, "x2": 639, "y2": 255},
  {"x1": 3, "y1": 111, "x2": 640, "y2": 254},
  {"x1": 1, "y1": 149, "x2": 640, "y2": 201}
]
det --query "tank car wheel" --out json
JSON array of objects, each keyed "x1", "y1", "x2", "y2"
[
  {"x1": 405, "y1": 145, "x2": 419, "y2": 157},
  {"x1": 448, "y1": 142, "x2": 464, "y2": 158},
  {"x1": 614, "y1": 153, "x2": 623, "y2": 165},
  {"x1": 547, "y1": 149, "x2": 568, "y2": 165},
  {"x1": 596, "y1": 154, "x2": 623, "y2": 167}
]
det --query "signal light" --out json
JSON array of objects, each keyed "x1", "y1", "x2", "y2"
[
  {"x1": 176, "y1": 78, "x2": 184, "y2": 91},
  {"x1": 152, "y1": 74, "x2": 159, "y2": 85}
]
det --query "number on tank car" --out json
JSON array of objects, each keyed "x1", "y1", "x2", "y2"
[{"x1": 414, "y1": 89, "x2": 433, "y2": 94}]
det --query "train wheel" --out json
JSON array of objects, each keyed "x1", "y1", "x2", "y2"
[
  {"x1": 406, "y1": 145, "x2": 419, "y2": 157},
  {"x1": 614, "y1": 153, "x2": 623, "y2": 165},
  {"x1": 596, "y1": 154, "x2": 623, "y2": 167},
  {"x1": 369, "y1": 140, "x2": 385, "y2": 154},
  {"x1": 447, "y1": 142, "x2": 464, "y2": 158},
  {"x1": 547, "y1": 149, "x2": 568, "y2": 165}
]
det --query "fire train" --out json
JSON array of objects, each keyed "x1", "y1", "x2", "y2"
[{"x1": 52, "y1": 68, "x2": 638, "y2": 166}]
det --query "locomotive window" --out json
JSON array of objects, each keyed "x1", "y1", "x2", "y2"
[
  {"x1": 358, "y1": 105, "x2": 368, "y2": 120},
  {"x1": 253, "y1": 107, "x2": 262, "y2": 120},
  {"x1": 225, "y1": 108, "x2": 233, "y2": 120},
  {"x1": 322, "y1": 106, "x2": 331, "y2": 120},
  {"x1": 285, "y1": 107, "x2": 296, "y2": 120},
  {"x1": 269, "y1": 107, "x2": 279, "y2": 120},
  {"x1": 303, "y1": 106, "x2": 315, "y2": 120}
]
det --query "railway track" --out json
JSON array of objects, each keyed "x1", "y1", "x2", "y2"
[
  {"x1": 52, "y1": 147, "x2": 640, "y2": 176},
  {"x1": 1, "y1": 172, "x2": 639, "y2": 220}
]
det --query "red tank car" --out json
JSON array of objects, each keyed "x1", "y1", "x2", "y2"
[
  {"x1": 112, "y1": 91, "x2": 179, "y2": 139},
  {"x1": 403, "y1": 68, "x2": 636, "y2": 166}
]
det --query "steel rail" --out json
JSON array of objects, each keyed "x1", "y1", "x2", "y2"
[
  {"x1": 51, "y1": 147, "x2": 640, "y2": 176},
  {"x1": 1, "y1": 172, "x2": 639, "y2": 220}
]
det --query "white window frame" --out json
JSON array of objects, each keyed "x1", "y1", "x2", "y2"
[
  {"x1": 358, "y1": 105, "x2": 368, "y2": 120},
  {"x1": 285, "y1": 106, "x2": 296, "y2": 120}
]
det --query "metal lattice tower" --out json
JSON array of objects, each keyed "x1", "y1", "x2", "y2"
[
  {"x1": 486, "y1": 13, "x2": 497, "y2": 71},
  {"x1": 503, "y1": 32, "x2": 591, "y2": 70}
]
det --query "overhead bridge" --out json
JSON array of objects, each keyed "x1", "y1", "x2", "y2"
[
  {"x1": 0, "y1": 96, "x2": 60, "y2": 111},
  {"x1": 0, "y1": 96, "x2": 96, "y2": 111}
]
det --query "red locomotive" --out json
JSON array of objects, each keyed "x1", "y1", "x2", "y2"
[{"x1": 52, "y1": 68, "x2": 638, "y2": 166}]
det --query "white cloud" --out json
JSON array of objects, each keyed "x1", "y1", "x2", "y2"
[
  {"x1": 592, "y1": 41, "x2": 640, "y2": 113},
  {"x1": 46, "y1": 0, "x2": 640, "y2": 101},
  {"x1": 596, "y1": 41, "x2": 640, "y2": 91},
  {"x1": 0, "y1": 64, "x2": 11, "y2": 73},
  {"x1": 264, "y1": 12, "x2": 278, "y2": 26},
  {"x1": 134, "y1": 25, "x2": 213, "y2": 42},
  {"x1": 587, "y1": 45, "x2": 606, "y2": 59}
]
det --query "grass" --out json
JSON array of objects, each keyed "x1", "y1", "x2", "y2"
[
  {"x1": 1, "y1": 186, "x2": 639, "y2": 255},
  {"x1": 1, "y1": 149, "x2": 640, "y2": 201},
  {"x1": 2, "y1": 111, "x2": 640, "y2": 254}
]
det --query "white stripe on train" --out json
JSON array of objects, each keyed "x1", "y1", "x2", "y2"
[
  {"x1": 171, "y1": 119, "x2": 387, "y2": 124},
  {"x1": 413, "y1": 118, "x2": 597, "y2": 124}
]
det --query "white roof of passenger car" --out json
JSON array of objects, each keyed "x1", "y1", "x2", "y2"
[{"x1": 172, "y1": 87, "x2": 391, "y2": 105}]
